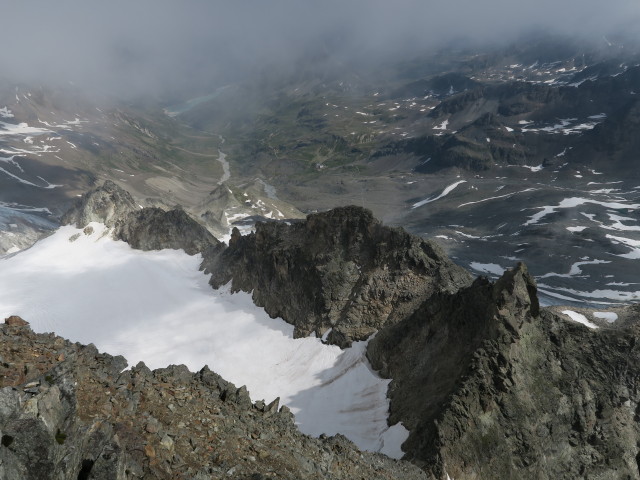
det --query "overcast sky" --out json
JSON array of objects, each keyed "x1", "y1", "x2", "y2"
[{"x1": 1, "y1": 1, "x2": 638, "y2": 98}]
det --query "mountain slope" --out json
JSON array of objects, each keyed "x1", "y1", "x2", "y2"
[
  {"x1": 368, "y1": 264, "x2": 640, "y2": 479},
  {"x1": 0, "y1": 318, "x2": 427, "y2": 480}
]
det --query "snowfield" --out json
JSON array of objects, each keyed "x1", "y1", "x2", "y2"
[{"x1": 0, "y1": 224, "x2": 408, "y2": 458}]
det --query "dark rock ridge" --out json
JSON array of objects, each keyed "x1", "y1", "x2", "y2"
[
  {"x1": 368, "y1": 263, "x2": 640, "y2": 479},
  {"x1": 0, "y1": 317, "x2": 427, "y2": 480},
  {"x1": 63, "y1": 181, "x2": 221, "y2": 255},
  {"x1": 202, "y1": 205, "x2": 473, "y2": 346},
  {"x1": 116, "y1": 207, "x2": 218, "y2": 256},
  {"x1": 58, "y1": 182, "x2": 640, "y2": 478}
]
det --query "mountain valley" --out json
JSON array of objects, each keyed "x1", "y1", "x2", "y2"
[{"x1": 2, "y1": 29, "x2": 640, "y2": 479}]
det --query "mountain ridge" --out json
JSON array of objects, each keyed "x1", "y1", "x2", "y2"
[{"x1": 16, "y1": 181, "x2": 636, "y2": 479}]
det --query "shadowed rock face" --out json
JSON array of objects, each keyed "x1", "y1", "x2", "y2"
[
  {"x1": 116, "y1": 207, "x2": 220, "y2": 256},
  {"x1": 202, "y1": 205, "x2": 473, "y2": 346},
  {"x1": 62, "y1": 181, "x2": 221, "y2": 256},
  {"x1": 0, "y1": 317, "x2": 428, "y2": 480},
  {"x1": 368, "y1": 264, "x2": 640, "y2": 479}
]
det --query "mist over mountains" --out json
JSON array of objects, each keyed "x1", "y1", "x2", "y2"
[
  {"x1": 3, "y1": 2, "x2": 640, "y2": 479},
  {"x1": 2, "y1": 1, "x2": 639, "y2": 99}
]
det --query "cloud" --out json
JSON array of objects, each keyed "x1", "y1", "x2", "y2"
[{"x1": 1, "y1": 0, "x2": 638, "y2": 98}]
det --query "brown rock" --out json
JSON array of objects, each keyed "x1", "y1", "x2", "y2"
[
  {"x1": 5, "y1": 315, "x2": 29, "y2": 326},
  {"x1": 144, "y1": 444, "x2": 156, "y2": 458}
]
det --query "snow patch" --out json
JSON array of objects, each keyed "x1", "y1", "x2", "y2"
[
  {"x1": 561, "y1": 310, "x2": 599, "y2": 329},
  {"x1": 412, "y1": 180, "x2": 466, "y2": 208},
  {"x1": 524, "y1": 198, "x2": 640, "y2": 226},
  {"x1": 0, "y1": 224, "x2": 408, "y2": 458},
  {"x1": 593, "y1": 311, "x2": 618, "y2": 323},
  {"x1": 469, "y1": 262, "x2": 504, "y2": 276},
  {"x1": 433, "y1": 119, "x2": 449, "y2": 131}
]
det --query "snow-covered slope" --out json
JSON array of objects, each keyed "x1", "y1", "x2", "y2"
[{"x1": 0, "y1": 223, "x2": 408, "y2": 458}]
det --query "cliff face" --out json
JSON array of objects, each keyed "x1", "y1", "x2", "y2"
[
  {"x1": 368, "y1": 264, "x2": 640, "y2": 479},
  {"x1": 202, "y1": 206, "x2": 473, "y2": 346},
  {"x1": 0, "y1": 317, "x2": 427, "y2": 480}
]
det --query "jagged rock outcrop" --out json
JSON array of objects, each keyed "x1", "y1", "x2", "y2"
[
  {"x1": 0, "y1": 317, "x2": 427, "y2": 480},
  {"x1": 115, "y1": 207, "x2": 220, "y2": 256},
  {"x1": 368, "y1": 264, "x2": 640, "y2": 479},
  {"x1": 62, "y1": 181, "x2": 220, "y2": 255},
  {"x1": 202, "y1": 206, "x2": 473, "y2": 346},
  {"x1": 61, "y1": 180, "x2": 137, "y2": 228}
]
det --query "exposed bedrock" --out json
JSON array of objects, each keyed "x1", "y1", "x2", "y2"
[
  {"x1": 368, "y1": 263, "x2": 640, "y2": 479},
  {"x1": 62, "y1": 180, "x2": 222, "y2": 255},
  {"x1": 202, "y1": 205, "x2": 473, "y2": 346}
]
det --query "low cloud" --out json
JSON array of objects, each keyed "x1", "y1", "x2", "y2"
[{"x1": 1, "y1": 0, "x2": 638, "y2": 99}]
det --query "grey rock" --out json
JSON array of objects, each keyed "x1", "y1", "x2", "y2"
[
  {"x1": 62, "y1": 180, "x2": 137, "y2": 228},
  {"x1": 203, "y1": 205, "x2": 472, "y2": 345},
  {"x1": 62, "y1": 181, "x2": 222, "y2": 256},
  {"x1": 0, "y1": 322, "x2": 427, "y2": 479},
  {"x1": 368, "y1": 263, "x2": 640, "y2": 479},
  {"x1": 114, "y1": 207, "x2": 221, "y2": 256}
]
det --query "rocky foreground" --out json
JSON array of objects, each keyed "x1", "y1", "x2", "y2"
[
  {"x1": 4, "y1": 181, "x2": 640, "y2": 479},
  {"x1": 0, "y1": 316, "x2": 426, "y2": 480}
]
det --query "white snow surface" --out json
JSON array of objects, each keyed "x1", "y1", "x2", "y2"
[
  {"x1": 412, "y1": 180, "x2": 466, "y2": 208},
  {"x1": 0, "y1": 121, "x2": 51, "y2": 137},
  {"x1": 561, "y1": 310, "x2": 599, "y2": 329},
  {"x1": 606, "y1": 234, "x2": 640, "y2": 259},
  {"x1": 0, "y1": 224, "x2": 408, "y2": 458},
  {"x1": 524, "y1": 197, "x2": 640, "y2": 226},
  {"x1": 594, "y1": 311, "x2": 618, "y2": 323},
  {"x1": 469, "y1": 262, "x2": 505, "y2": 276}
]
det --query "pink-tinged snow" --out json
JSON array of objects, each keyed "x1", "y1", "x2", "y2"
[
  {"x1": 0, "y1": 224, "x2": 407, "y2": 458},
  {"x1": 412, "y1": 180, "x2": 466, "y2": 208},
  {"x1": 561, "y1": 310, "x2": 599, "y2": 329}
]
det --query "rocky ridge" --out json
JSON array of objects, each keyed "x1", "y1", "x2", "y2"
[
  {"x1": 62, "y1": 180, "x2": 222, "y2": 256},
  {"x1": 0, "y1": 316, "x2": 427, "y2": 480},
  {"x1": 368, "y1": 264, "x2": 640, "y2": 479},
  {"x1": 202, "y1": 205, "x2": 472, "y2": 346},
  {"x1": 10, "y1": 180, "x2": 640, "y2": 479}
]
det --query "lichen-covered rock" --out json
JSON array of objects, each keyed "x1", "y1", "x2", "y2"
[
  {"x1": 368, "y1": 263, "x2": 640, "y2": 479},
  {"x1": 0, "y1": 318, "x2": 428, "y2": 480},
  {"x1": 202, "y1": 206, "x2": 473, "y2": 345}
]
